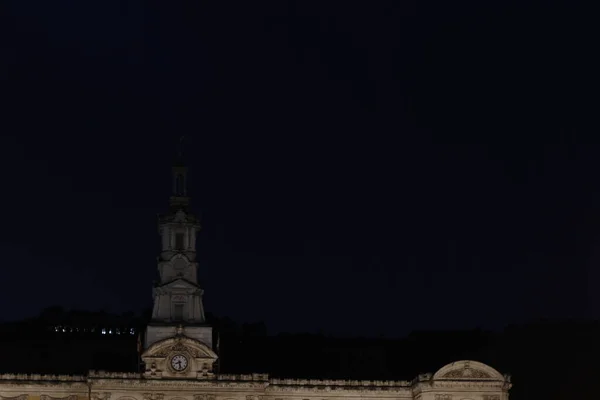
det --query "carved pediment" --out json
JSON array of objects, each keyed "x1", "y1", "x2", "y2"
[
  {"x1": 153, "y1": 342, "x2": 208, "y2": 358},
  {"x1": 160, "y1": 278, "x2": 200, "y2": 291},
  {"x1": 442, "y1": 367, "x2": 490, "y2": 379},
  {"x1": 433, "y1": 360, "x2": 505, "y2": 381},
  {"x1": 142, "y1": 335, "x2": 218, "y2": 360}
]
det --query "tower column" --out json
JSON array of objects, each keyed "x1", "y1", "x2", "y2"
[
  {"x1": 146, "y1": 141, "x2": 212, "y2": 351},
  {"x1": 152, "y1": 294, "x2": 160, "y2": 319},
  {"x1": 161, "y1": 227, "x2": 169, "y2": 250}
]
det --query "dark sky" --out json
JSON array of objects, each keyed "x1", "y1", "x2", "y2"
[{"x1": 0, "y1": 0, "x2": 597, "y2": 337}]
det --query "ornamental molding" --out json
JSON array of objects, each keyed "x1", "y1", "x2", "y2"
[
  {"x1": 433, "y1": 361, "x2": 504, "y2": 382},
  {"x1": 143, "y1": 336, "x2": 217, "y2": 360},
  {"x1": 266, "y1": 386, "x2": 411, "y2": 394},
  {"x1": 0, "y1": 364, "x2": 509, "y2": 396},
  {"x1": 0, "y1": 384, "x2": 87, "y2": 390},
  {"x1": 429, "y1": 381, "x2": 506, "y2": 389},
  {"x1": 219, "y1": 374, "x2": 268, "y2": 381},
  {"x1": 40, "y1": 396, "x2": 78, "y2": 400},
  {"x1": 193, "y1": 395, "x2": 216, "y2": 400},
  {"x1": 268, "y1": 379, "x2": 411, "y2": 388},
  {"x1": 442, "y1": 368, "x2": 490, "y2": 379},
  {"x1": 88, "y1": 371, "x2": 142, "y2": 379},
  {"x1": 0, "y1": 395, "x2": 29, "y2": 400},
  {"x1": 0, "y1": 374, "x2": 86, "y2": 382},
  {"x1": 143, "y1": 394, "x2": 165, "y2": 400},
  {"x1": 88, "y1": 380, "x2": 267, "y2": 389},
  {"x1": 90, "y1": 393, "x2": 111, "y2": 400}
]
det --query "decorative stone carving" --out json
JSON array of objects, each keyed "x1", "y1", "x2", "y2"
[
  {"x1": 0, "y1": 363, "x2": 509, "y2": 398},
  {"x1": 89, "y1": 371, "x2": 142, "y2": 379},
  {"x1": 150, "y1": 337, "x2": 213, "y2": 359},
  {"x1": 147, "y1": 362, "x2": 159, "y2": 377},
  {"x1": 172, "y1": 342, "x2": 189, "y2": 352},
  {"x1": 41, "y1": 396, "x2": 78, "y2": 400},
  {"x1": 91, "y1": 393, "x2": 111, "y2": 400},
  {"x1": 441, "y1": 361, "x2": 491, "y2": 379},
  {"x1": 442, "y1": 368, "x2": 490, "y2": 378},
  {"x1": 0, "y1": 374, "x2": 87, "y2": 381},
  {"x1": 143, "y1": 394, "x2": 164, "y2": 400},
  {"x1": 193, "y1": 395, "x2": 216, "y2": 400},
  {"x1": 0, "y1": 395, "x2": 28, "y2": 400}
]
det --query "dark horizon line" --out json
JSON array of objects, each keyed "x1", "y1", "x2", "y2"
[{"x1": 3, "y1": 305, "x2": 599, "y2": 339}]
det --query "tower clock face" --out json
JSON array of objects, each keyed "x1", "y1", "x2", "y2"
[{"x1": 170, "y1": 354, "x2": 188, "y2": 371}]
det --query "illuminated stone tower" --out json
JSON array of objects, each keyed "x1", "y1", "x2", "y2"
[{"x1": 144, "y1": 140, "x2": 212, "y2": 350}]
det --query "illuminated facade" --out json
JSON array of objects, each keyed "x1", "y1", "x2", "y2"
[{"x1": 0, "y1": 154, "x2": 512, "y2": 400}]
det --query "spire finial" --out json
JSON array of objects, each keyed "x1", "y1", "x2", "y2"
[
  {"x1": 178, "y1": 136, "x2": 184, "y2": 155},
  {"x1": 174, "y1": 136, "x2": 185, "y2": 166}
]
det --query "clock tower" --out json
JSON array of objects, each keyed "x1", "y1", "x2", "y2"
[{"x1": 142, "y1": 140, "x2": 218, "y2": 379}]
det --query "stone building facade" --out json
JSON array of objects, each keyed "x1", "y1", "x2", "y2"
[{"x1": 0, "y1": 154, "x2": 512, "y2": 400}]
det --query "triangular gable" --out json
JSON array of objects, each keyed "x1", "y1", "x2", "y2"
[{"x1": 159, "y1": 278, "x2": 200, "y2": 290}]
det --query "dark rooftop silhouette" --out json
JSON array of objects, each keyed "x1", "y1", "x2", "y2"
[{"x1": 2, "y1": 308, "x2": 600, "y2": 399}]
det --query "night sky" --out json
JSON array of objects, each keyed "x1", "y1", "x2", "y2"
[{"x1": 1, "y1": 1, "x2": 597, "y2": 337}]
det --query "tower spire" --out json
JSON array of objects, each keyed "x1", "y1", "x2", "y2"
[
  {"x1": 171, "y1": 136, "x2": 189, "y2": 206},
  {"x1": 147, "y1": 146, "x2": 206, "y2": 336},
  {"x1": 175, "y1": 136, "x2": 185, "y2": 167}
]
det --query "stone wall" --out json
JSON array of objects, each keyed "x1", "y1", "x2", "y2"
[{"x1": 0, "y1": 361, "x2": 510, "y2": 400}]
